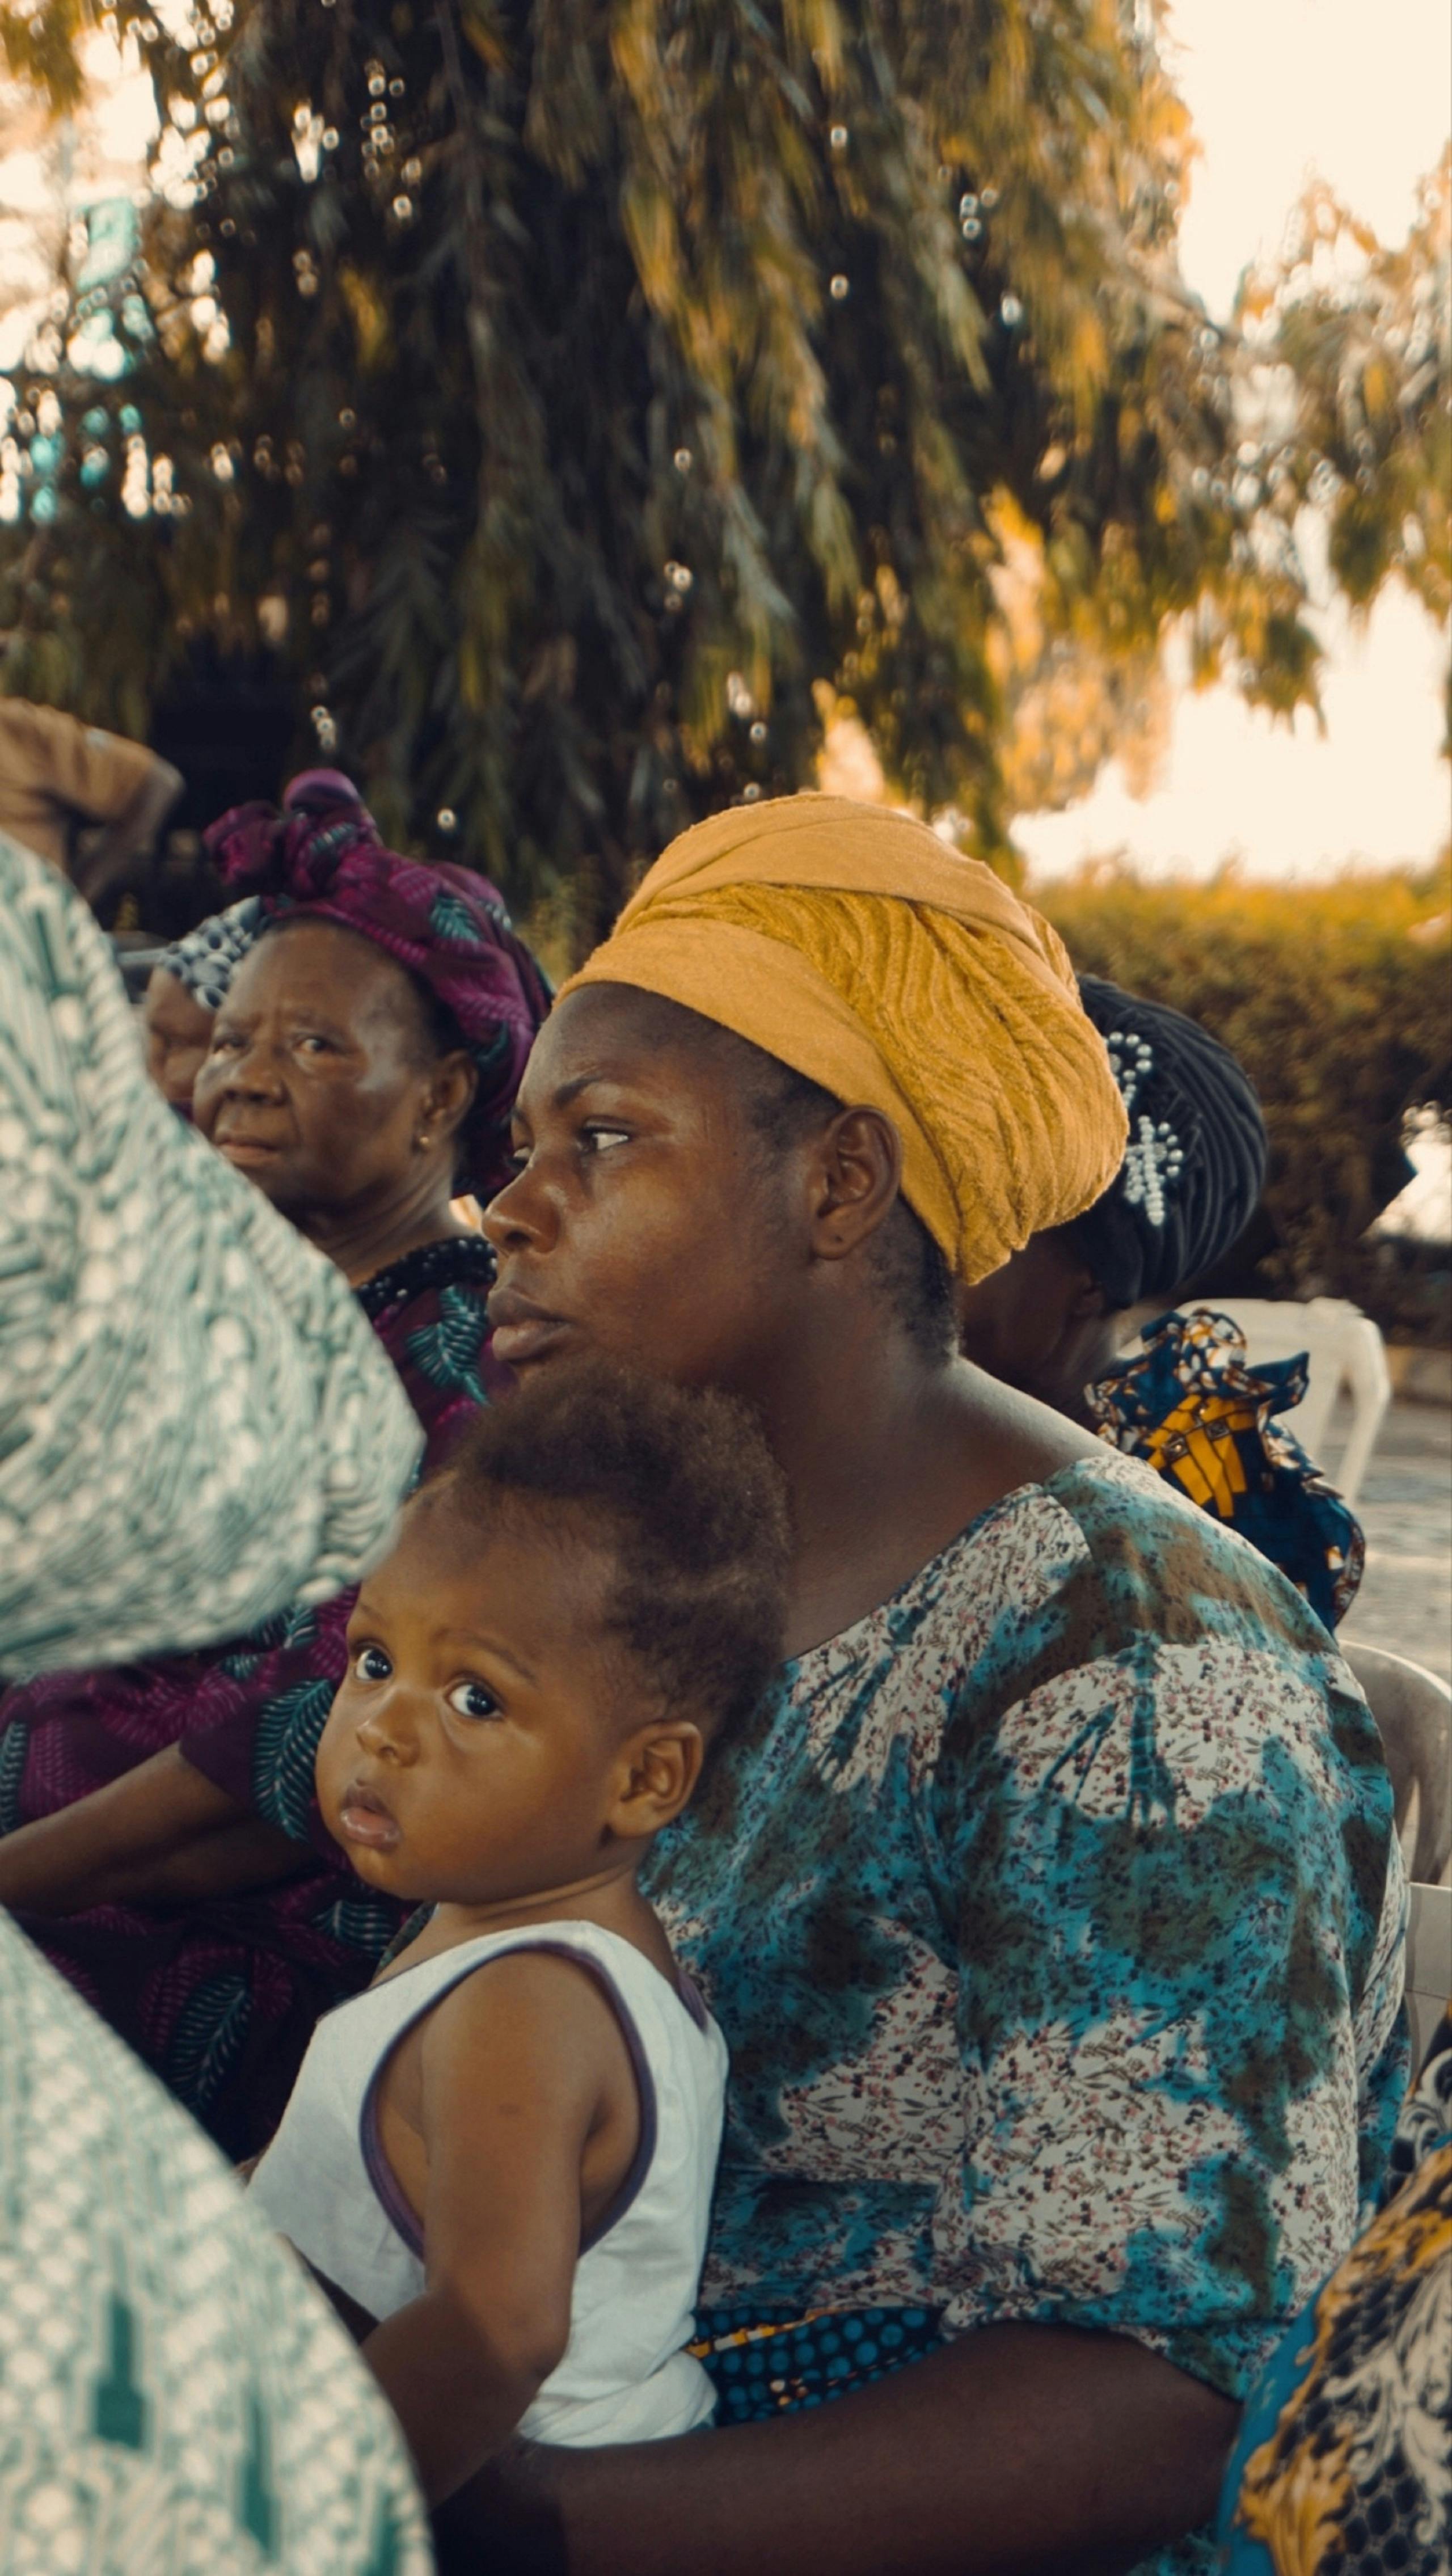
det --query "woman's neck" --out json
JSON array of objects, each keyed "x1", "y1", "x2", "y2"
[
  {"x1": 750, "y1": 1312, "x2": 1099, "y2": 1658},
  {"x1": 298, "y1": 1172, "x2": 470, "y2": 1290}
]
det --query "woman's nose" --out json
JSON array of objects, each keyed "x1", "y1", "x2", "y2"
[
  {"x1": 221, "y1": 1038, "x2": 286, "y2": 1100},
  {"x1": 481, "y1": 1160, "x2": 555, "y2": 1252}
]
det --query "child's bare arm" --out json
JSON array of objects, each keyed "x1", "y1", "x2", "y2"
[{"x1": 361, "y1": 1949, "x2": 634, "y2": 2507}]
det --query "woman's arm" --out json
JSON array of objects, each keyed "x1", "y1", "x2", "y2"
[
  {"x1": 434, "y1": 2324, "x2": 1236, "y2": 2576},
  {"x1": 0, "y1": 1745, "x2": 306, "y2": 1915}
]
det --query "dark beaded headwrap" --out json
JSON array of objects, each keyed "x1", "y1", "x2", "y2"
[
  {"x1": 1065, "y1": 978, "x2": 1268, "y2": 1308},
  {"x1": 204, "y1": 772, "x2": 551, "y2": 1200}
]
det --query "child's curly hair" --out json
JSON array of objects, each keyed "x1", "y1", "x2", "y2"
[{"x1": 440, "y1": 1363, "x2": 791, "y2": 1748}]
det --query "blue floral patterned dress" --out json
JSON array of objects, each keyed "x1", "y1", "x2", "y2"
[{"x1": 645, "y1": 1449, "x2": 1407, "y2": 2576}]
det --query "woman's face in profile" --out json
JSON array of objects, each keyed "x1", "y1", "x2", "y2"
[
  {"x1": 192, "y1": 918, "x2": 436, "y2": 1227},
  {"x1": 483, "y1": 983, "x2": 789, "y2": 1391},
  {"x1": 142, "y1": 968, "x2": 215, "y2": 1114}
]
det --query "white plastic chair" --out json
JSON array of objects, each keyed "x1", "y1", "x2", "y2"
[
  {"x1": 1406, "y1": 1881, "x2": 1451, "y2": 2073},
  {"x1": 1341, "y1": 1643, "x2": 1452, "y2": 1889},
  {"x1": 1197, "y1": 1298, "x2": 1391, "y2": 1504}
]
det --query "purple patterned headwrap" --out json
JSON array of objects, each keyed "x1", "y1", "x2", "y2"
[{"x1": 204, "y1": 774, "x2": 551, "y2": 1200}]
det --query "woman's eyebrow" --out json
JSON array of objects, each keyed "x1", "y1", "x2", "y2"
[
  {"x1": 291, "y1": 1007, "x2": 356, "y2": 1040},
  {"x1": 550, "y1": 1069, "x2": 623, "y2": 1108}
]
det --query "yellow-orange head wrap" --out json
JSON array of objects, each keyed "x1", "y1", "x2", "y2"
[{"x1": 559, "y1": 793, "x2": 1127, "y2": 1284}]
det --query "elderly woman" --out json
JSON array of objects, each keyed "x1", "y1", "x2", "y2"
[
  {"x1": 441, "y1": 795, "x2": 1405, "y2": 2576},
  {"x1": 960, "y1": 978, "x2": 1365, "y2": 1629},
  {"x1": 0, "y1": 775, "x2": 550, "y2": 2154}
]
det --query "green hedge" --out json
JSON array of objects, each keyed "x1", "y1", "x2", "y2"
[{"x1": 1037, "y1": 856, "x2": 1452, "y2": 1336}]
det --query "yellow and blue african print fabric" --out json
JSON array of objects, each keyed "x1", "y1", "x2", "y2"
[
  {"x1": 1217, "y1": 2009, "x2": 1450, "y2": 2576},
  {"x1": 1090, "y1": 1310, "x2": 1365, "y2": 1631}
]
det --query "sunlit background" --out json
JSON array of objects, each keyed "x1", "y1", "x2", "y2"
[
  {"x1": 1, "y1": 0, "x2": 1447, "y2": 885},
  {"x1": 0, "y1": 2, "x2": 1445, "y2": 1649},
  {"x1": 1019, "y1": 0, "x2": 1452, "y2": 883}
]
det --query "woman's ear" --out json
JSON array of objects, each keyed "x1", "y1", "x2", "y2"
[
  {"x1": 423, "y1": 1049, "x2": 478, "y2": 1146},
  {"x1": 807, "y1": 1106, "x2": 904, "y2": 1262},
  {"x1": 1066, "y1": 1269, "x2": 1112, "y2": 1323},
  {"x1": 605, "y1": 1721, "x2": 705, "y2": 1842}
]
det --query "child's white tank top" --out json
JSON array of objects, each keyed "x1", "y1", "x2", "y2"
[{"x1": 249, "y1": 1918, "x2": 728, "y2": 2447}]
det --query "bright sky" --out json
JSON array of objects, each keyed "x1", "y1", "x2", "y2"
[{"x1": 1016, "y1": 0, "x2": 1452, "y2": 883}]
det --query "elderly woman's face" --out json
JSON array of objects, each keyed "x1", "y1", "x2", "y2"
[
  {"x1": 192, "y1": 919, "x2": 437, "y2": 1225},
  {"x1": 143, "y1": 968, "x2": 215, "y2": 1112},
  {"x1": 483, "y1": 985, "x2": 795, "y2": 1392}
]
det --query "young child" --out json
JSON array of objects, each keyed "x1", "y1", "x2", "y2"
[{"x1": 248, "y1": 1362, "x2": 788, "y2": 2509}]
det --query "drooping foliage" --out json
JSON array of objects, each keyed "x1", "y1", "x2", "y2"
[
  {"x1": 1236, "y1": 154, "x2": 1451, "y2": 747},
  {"x1": 0, "y1": 3, "x2": 1438, "y2": 926}
]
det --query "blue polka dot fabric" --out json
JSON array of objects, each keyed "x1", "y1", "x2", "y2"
[{"x1": 695, "y1": 2305, "x2": 943, "y2": 2421}]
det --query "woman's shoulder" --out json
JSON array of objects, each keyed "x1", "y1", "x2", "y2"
[
  {"x1": 852, "y1": 1443, "x2": 1312, "y2": 1648},
  {"x1": 968, "y1": 1443, "x2": 1336, "y2": 1640},
  {"x1": 932, "y1": 1458, "x2": 1389, "y2": 1891},
  {"x1": 790, "y1": 1446, "x2": 1362, "y2": 1793},
  {"x1": 361, "y1": 1236, "x2": 510, "y2": 1442},
  {"x1": 1029, "y1": 1444, "x2": 1346, "y2": 1658},
  {"x1": 357, "y1": 1232, "x2": 496, "y2": 1327}
]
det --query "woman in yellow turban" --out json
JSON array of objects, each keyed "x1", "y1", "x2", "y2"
[{"x1": 454, "y1": 795, "x2": 1403, "y2": 2576}]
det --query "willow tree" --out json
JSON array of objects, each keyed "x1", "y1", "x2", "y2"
[
  {"x1": 0, "y1": 0, "x2": 1332, "y2": 922},
  {"x1": 1238, "y1": 153, "x2": 1451, "y2": 750}
]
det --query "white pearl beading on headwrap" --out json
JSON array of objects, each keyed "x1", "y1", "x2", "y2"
[
  {"x1": 1105, "y1": 1029, "x2": 1186, "y2": 1230},
  {"x1": 159, "y1": 896, "x2": 264, "y2": 1013}
]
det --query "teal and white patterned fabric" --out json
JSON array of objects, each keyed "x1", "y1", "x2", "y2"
[
  {"x1": 0, "y1": 1906, "x2": 432, "y2": 2575},
  {"x1": 0, "y1": 831, "x2": 422, "y2": 1676},
  {"x1": 648, "y1": 1451, "x2": 1408, "y2": 2573}
]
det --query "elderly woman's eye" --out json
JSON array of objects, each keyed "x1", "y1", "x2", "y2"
[{"x1": 583, "y1": 1125, "x2": 631, "y2": 1153}]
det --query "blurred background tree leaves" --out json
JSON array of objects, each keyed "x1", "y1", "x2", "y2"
[
  {"x1": 1236, "y1": 152, "x2": 1450, "y2": 749},
  {"x1": 0, "y1": 5, "x2": 1446, "y2": 942}
]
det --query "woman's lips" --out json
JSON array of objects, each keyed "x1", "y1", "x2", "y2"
[
  {"x1": 489, "y1": 1316, "x2": 573, "y2": 1366},
  {"x1": 337, "y1": 1781, "x2": 401, "y2": 1853},
  {"x1": 487, "y1": 1290, "x2": 572, "y2": 1367},
  {"x1": 215, "y1": 1133, "x2": 283, "y2": 1168}
]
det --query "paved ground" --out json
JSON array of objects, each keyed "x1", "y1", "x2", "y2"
[{"x1": 1338, "y1": 1397, "x2": 1452, "y2": 1683}]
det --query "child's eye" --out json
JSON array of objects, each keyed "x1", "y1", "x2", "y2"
[
  {"x1": 446, "y1": 1679, "x2": 501, "y2": 1722},
  {"x1": 354, "y1": 1644, "x2": 391, "y2": 1683}
]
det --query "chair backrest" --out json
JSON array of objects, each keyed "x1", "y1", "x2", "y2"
[
  {"x1": 1193, "y1": 1298, "x2": 1391, "y2": 1502},
  {"x1": 1406, "y1": 1881, "x2": 1451, "y2": 2074},
  {"x1": 1341, "y1": 1642, "x2": 1452, "y2": 1889}
]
